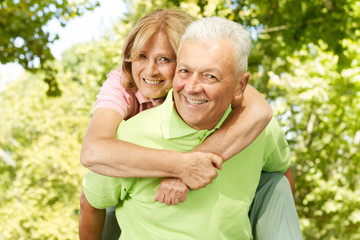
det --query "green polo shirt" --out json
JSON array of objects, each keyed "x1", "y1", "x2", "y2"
[{"x1": 83, "y1": 90, "x2": 290, "y2": 240}]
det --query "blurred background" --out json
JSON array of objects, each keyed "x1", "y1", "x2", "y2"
[{"x1": 0, "y1": 0, "x2": 359, "y2": 239}]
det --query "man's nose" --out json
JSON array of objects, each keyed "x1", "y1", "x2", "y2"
[
  {"x1": 145, "y1": 60, "x2": 159, "y2": 75},
  {"x1": 184, "y1": 74, "x2": 202, "y2": 93}
]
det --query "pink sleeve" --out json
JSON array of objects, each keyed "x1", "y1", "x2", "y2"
[{"x1": 95, "y1": 68, "x2": 136, "y2": 119}]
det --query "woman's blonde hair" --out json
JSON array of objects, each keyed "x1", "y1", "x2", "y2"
[{"x1": 121, "y1": 9, "x2": 194, "y2": 91}]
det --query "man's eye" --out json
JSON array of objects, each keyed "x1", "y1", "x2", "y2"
[
  {"x1": 177, "y1": 69, "x2": 190, "y2": 78},
  {"x1": 202, "y1": 74, "x2": 218, "y2": 81}
]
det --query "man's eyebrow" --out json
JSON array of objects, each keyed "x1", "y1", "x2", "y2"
[
  {"x1": 177, "y1": 62, "x2": 189, "y2": 67},
  {"x1": 204, "y1": 68, "x2": 221, "y2": 73},
  {"x1": 176, "y1": 63, "x2": 191, "y2": 69},
  {"x1": 201, "y1": 68, "x2": 223, "y2": 78},
  {"x1": 177, "y1": 63, "x2": 219, "y2": 71}
]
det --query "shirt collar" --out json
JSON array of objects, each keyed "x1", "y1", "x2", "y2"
[
  {"x1": 134, "y1": 90, "x2": 165, "y2": 107},
  {"x1": 160, "y1": 89, "x2": 232, "y2": 139}
]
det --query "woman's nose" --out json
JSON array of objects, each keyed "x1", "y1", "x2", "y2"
[{"x1": 145, "y1": 59, "x2": 160, "y2": 76}]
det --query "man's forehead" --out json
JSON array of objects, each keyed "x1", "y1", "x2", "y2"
[
  {"x1": 178, "y1": 40, "x2": 221, "y2": 63},
  {"x1": 177, "y1": 39, "x2": 234, "y2": 75}
]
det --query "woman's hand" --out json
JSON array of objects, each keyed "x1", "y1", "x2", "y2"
[
  {"x1": 178, "y1": 151, "x2": 222, "y2": 189},
  {"x1": 154, "y1": 178, "x2": 189, "y2": 206}
]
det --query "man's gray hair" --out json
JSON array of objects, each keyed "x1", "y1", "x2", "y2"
[{"x1": 179, "y1": 17, "x2": 251, "y2": 79}]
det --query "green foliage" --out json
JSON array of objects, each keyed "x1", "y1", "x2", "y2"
[
  {"x1": 1, "y1": 0, "x2": 359, "y2": 239},
  {"x1": 0, "y1": 16, "x2": 133, "y2": 238},
  {"x1": 266, "y1": 41, "x2": 360, "y2": 239},
  {"x1": 231, "y1": 0, "x2": 360, "y2": 94},
  {"x1": 0, "y1": 0, "x2": 99, "y2": 70},
  {"x1": 0, "y1": 63, "x2": 93, "y2": 239}
]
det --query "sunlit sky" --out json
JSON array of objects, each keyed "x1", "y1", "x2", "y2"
[{"x1": 0, "y1": 0, "x2": 125, "y2": 85}]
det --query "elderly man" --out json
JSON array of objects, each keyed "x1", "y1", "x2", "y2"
[{"x1": 82, "y1": 17, "x2": 302, "y2": 239}]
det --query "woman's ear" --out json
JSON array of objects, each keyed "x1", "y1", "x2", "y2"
[{"x1": 234, "y1": 73, "x2": 250, "y2": 100}]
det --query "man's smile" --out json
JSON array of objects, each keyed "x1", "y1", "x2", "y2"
[{"x1": 185, "y1": 96, "x2": 208, "y2": 106}]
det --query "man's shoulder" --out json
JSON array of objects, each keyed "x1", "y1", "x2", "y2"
[
  {"x1": 117, "y1": 105, "x2": 164, "y2": 142},
  {"x1": 123, "y1": 104, "x2": 163, "y2": 125},
  {"x1": 250, "y1": 116, "x2": 286, "y2": 149},
  {"x1": 263, "y1": 117, "x2": 283, "y2": 135},
  {"x1": 262, "y1": 116, "x2": 289, "y2": 151}
]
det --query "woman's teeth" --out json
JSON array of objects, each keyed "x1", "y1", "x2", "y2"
[{"x1": 144, "y1": 79, "x2": 162, "y2": 85}]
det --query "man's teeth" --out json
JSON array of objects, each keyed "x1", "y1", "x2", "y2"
[
  {"x1": 186, "y1": 97, "x2": 207, "y2": 105},
  {"x1": 144, "y1": 79, "x2": 161, "y2": 85}
]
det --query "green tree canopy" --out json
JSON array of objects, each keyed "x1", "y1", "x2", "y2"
[{"x1": 0, "y1": 0, "x2": 99, "y2": 70}]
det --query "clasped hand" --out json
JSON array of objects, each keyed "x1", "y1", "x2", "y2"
[{"x1": 154, "y1": 151, "x2": 222, "y2": 205}]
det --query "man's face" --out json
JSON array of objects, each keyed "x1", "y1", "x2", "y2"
[{"x1": 173, "y1": 39, "x2": 237, "y2": 130}]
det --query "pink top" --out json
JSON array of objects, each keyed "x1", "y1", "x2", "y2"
[{"x1": 95, "y1": 67, "x2": 165, "y2": 120}]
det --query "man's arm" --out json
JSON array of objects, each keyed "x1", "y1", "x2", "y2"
[{"x1": 79, "y1": 190, "x2": 105, "y2": 240}]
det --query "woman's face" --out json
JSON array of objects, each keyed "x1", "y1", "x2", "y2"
[{"x1": 131, "y1": 31, "x2": 176, "y2": 99}]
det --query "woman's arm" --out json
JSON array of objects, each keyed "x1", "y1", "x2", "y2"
[
  {"x1": 79, "y1": 190, "x2": 105, "y2": 240},
  {"x1": 80, "y1": 108, "x2": 222, "y2": 189},
  {"x1": 155, "y1": 85, "x2": 273, "y2": 205},
  {"x1": 193, "y1": 85, "x2": 272, "y2": 161},
  {"x1": 284, "y1": 167, "x2": 295, "y2": 196}
]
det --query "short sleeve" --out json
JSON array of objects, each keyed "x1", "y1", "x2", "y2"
[
  {"x1": 82, "y1": 170, "x2": 124, "y2": 209},
  {"x1": 95, "y1": 68, "x2": 137, "y2": 119},
  {"x1": 262, "y1": 118, "x2": 291, "y2": 173}
]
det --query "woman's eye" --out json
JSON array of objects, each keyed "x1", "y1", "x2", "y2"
[
  {"x1": 157, "y1": 57, "x2": 172, "y2": 63},
  {"x1": 139, "y1": 54, "x2": 146, "y2": 59}
]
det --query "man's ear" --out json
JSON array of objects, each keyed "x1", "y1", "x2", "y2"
[{"x1": 234, "y1": 73, "x2": 250, "y2": 100}]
